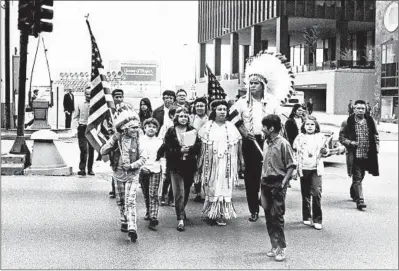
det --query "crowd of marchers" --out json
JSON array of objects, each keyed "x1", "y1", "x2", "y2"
[{"x1": 66, "y1": 83, "x2": 379, "y2": 262}]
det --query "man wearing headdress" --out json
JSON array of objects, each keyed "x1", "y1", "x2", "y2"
[{"x1": 228, "y1": 52, "x2": 294, "y2": 222}]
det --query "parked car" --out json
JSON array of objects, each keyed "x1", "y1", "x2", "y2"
[
  {"x1": 319, "y1": 128, "x2": 346, "y2": 158},
  {"x1": 280, "y1": 113, "x2": 346, "y2": 158}
]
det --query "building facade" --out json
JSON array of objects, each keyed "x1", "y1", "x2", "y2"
[
  {"x1": 375, "y1": 0, "x2": 398, "y2": 119},
  {"x1": 196, "y1": 0, "x2": 380, "y2": 114}
]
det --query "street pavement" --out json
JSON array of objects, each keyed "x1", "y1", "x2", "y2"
[{"x1": 1, "y1": 135, "x2": 398, "y2": 269}]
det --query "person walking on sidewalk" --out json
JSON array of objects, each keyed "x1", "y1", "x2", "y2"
[
  {"x1": 74, "y1": 87, "x2": 95, "y2": 176},
  {"x1": 348, "y1": 100, "x2": 354, "y2": 116},
  {"x1": 100, "y1": 112, "x2": 145, "y2": 242},
  {"x1": 138, "y1": 118, "x2": 165, "y2": 231},
  {"x1": 339, "y1": 100, "x2": 379, "y2": 211},
  {"x1": 293, "y1": 116, "x2": 328, "y2": 230},
  {"x1": 260, "y1": 114, "x2": 296, "y2": 262},
  {"x1": 63, "y1": 88, "x2": 75, "y2": 129},
  {"x1": 306, "y1": 98, "x2": 313, "y2": 115}
]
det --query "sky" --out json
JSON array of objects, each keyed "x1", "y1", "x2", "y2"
[{"x1": 1, "y1": 1, "x2": 199, "y2": 91}]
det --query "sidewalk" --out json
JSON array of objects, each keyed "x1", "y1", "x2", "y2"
[{"x1": 312, "y1": 112, "x2": 398, "y2": 134}]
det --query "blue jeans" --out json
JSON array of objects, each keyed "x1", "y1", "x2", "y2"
[
  {"x1": 300, "y1": 170, "x2": 322, "y2": 223},
  {"x1": 261, "y1": 175, "x2": 287, "y2": 249},
  {"x1": 170, "y1": 171, "x2": 194, "y2": 221}
]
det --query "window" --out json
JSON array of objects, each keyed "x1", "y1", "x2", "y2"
[
  {"x1": 381, "y1": 40, "x2": 398, "y2": 89},
  {"x1": 290, "y1": 44, "x2": 305, "y2": 67},
  {"x1": 382, "y1": 41, "x2": 398, "y2": 64}
]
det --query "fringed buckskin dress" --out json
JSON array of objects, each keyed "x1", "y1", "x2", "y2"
[{"x1": 196, "y1": 120, "x2": 243, "y2": 221}]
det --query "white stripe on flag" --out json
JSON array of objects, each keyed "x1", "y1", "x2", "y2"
[
  {"x1": 229, "y1": 115, "x2": 240, "y2": 125},
  {"x1": 102, "y1": 81, "x2": 111, "y2": 89},
  {"x1": 104, "y1": 94, "x2": 113, "y2": 102},
  {"x1": 98, "y1": 68, "x2": 105, "y2": 76},
  {"x1": 90, "y1": 89, "x2": 105, "y2": 106},
  {"x1": 91, "y1": 75, "x2": 101, "y2": 89},
  {"x1": 88, "y1": 104, "x2": 108, "y2": 125}
]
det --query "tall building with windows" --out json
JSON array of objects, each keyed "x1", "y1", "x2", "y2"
[
  {"x1": 196, "y1": 0, "x2": 379, "y2": 114},
  {"x1": 375, "y1": 1, "x2": 398, "y2": 119}
]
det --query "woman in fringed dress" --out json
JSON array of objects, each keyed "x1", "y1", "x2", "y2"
[{"x1": 196, "y1": 100, "x2": 245, "y2": 226}]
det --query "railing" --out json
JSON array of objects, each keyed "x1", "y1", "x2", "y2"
[
  {"x1": 293, "y1": 60, "x2": 375, "y2": 73},
  {"x1": 197, "y1": 60, "x2": 375, "y2": 82}
]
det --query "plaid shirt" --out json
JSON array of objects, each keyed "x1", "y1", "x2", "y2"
[{"x1": 355, "y1": 119, "x2": 369, "y2": 159}]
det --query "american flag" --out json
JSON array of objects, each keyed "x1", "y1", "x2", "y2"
[
  {"x1": 85, "y1": 19, "x2": 115, "y2": 157},
  {"x1": 205, "y1": 64, "x2": 226, "y2": 105}
]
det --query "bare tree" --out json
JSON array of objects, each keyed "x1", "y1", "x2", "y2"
[
  {"x1": 340, "y1": 48, "x2": 353, "y2": 60},
  {"x1": 302, "y1": 26, "x2": 320, "y2": 65}
]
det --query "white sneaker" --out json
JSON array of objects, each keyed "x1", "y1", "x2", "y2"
[
  {"x1": 266, "y1": 247, "x2": 278, "y2": 257},
  {"x1": 314, "y1": 223, "x2": 323, "y2": 230},
  {"x1": 303, "y1": 220, "x2": 312, "y2": 226},
  {"x1": 275, "y1": 248, "x2": 286, "y2": 262}
]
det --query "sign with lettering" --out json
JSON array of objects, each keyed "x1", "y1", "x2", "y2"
[{"x1": 121, "y1": 66, "x2": 157, "y2": 82}]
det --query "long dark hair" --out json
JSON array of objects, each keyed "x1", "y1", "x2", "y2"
[
  {"x1": 139, "y1": 97, "x2": 153, "y2": 122},
  {"x1": 288, "y1": 104, "x2": 304, "y2": 119}
]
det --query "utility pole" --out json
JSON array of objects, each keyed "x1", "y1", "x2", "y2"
[
  {"x1": 5, "y1": 0, "x2": 11, "y2": 129},
  {"x1": 10, "y1": 0, "x2": 54, "y2": 167},
  {"x1": 9, "y1": 29, "x2": 31, "y2": 166},
  {"x1": 9, "y1": 0, "x2": 34, "y2": 165}
]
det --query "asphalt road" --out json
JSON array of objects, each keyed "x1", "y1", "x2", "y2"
[{"x1": 1, "y1": 138, "x2": 398, "y2": 269}]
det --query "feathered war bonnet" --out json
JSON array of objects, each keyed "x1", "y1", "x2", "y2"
[
  {"x1": 114, "y1": 110, "x2": 140, "y2": 132},
  {"x1": 244, "y1": 51, "x2": 295, "y2": 106}
]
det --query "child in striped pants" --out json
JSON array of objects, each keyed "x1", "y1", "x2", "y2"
[{"x1": 139, "y1": 118, "x2": 165, "y2": 231}]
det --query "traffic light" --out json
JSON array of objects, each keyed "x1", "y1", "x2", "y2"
[
  {"x1": 32, "y1": 0, "x2": 54, "y2": 37},
  {"x1": 18, "y1": 0, "x2": 34, "y2": 32}
]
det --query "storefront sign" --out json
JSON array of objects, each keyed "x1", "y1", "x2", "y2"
[{"x1": 121, "y1": 66, "x2": 157, "y2": 82}]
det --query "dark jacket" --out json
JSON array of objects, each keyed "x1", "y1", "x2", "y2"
[
  {"x1": 339, "y1": 114, "x2": 379, "y2": 177},
  {"x1": 285, "y1": 117, "x2": 302, "y2": 147},
  {"x1": 163, "y1": 125, "x2": 201, "y2": 176},
  {"x1": 63, "y1": 92, "x2": 75, "y2": 113},
  {"x1": 306, "y1": 102, "x2": 313, "y2": 111},
  {"x1": 152, "y1": 105, "x2": 165, "y2": 132}
]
